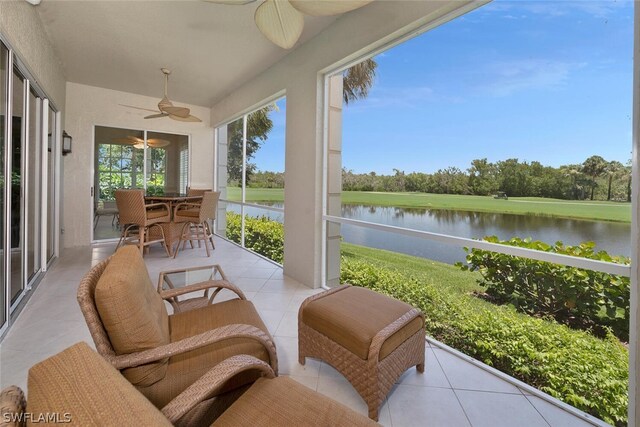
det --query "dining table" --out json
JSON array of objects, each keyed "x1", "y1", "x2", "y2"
[{"x1": 145, "y1": 193, "x2": 203, "y2": 256}]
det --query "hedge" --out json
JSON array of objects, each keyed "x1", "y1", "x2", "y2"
[
  {"x1": 458, "y1": 237, "x2": 630, "y2": 341},
  {"x1": 341, "y1": 259, "x2": 628, "y2": 426},
  {"x1": 226, "y1": 212, "x2": 284, "y2": 263}
]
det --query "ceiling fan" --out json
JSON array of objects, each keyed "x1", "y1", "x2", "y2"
[
  {"x1": 120, "y1": 68, "x2": 202, "y2": 122},
  {"x1": 113, "y1": 136, "x2": 171, "y2": 149},
  {"x1": 203, "y1": 0, "x2": 373, "y2": 49}
]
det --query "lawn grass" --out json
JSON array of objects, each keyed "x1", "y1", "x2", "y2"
[
  {"x1": 341, "y1": 242, "x2": 482, "y2": 296},
  {"x1": 226, "y1": 187, "x2": 631, "y2": 222}
]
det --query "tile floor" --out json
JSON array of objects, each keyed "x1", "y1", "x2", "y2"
[{"x1": 0, "y1": 240, "x2": 602, "y2": 427}]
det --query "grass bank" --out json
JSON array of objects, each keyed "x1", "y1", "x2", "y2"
[{"x1": 226, "y1": 187, "x2": 631, "y2": 222}]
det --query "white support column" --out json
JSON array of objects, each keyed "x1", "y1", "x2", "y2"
[
  {"x1": 629, "y1": 3, "x2": 640, "y2": 425},
  {"x1": 283, "y1": 73, "x2": 325, "y2": 288},
  {"x1": 325, "y1": 74, "x2": 343, "y2": 287}
]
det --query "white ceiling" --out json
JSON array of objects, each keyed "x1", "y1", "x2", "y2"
[{"x1": 36, "y1": 1, "x2": 338, "y2": 107}]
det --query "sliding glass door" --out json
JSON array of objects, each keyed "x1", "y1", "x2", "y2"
[
  {"x1": 0, "y1": 42, "x2": 7, "y2": 331},
  {"x1": 26, "y1": 89, "x2": 41, "y2": 281},
  {"x1": 0, "y1": 40, "x2": 57, "y2": 336},
  {"x1": 9, "y1": 68, "x2": 24, "y2": 305},
  {"x1": 92, "y1": 126, "x2": 189, "y2": 241}
]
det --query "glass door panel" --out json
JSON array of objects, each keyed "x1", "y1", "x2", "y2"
[
  {"x1": 146, "y1": 132, "x2": 189, "y2": 195},
  {"x1": 93, "y1": 126, "x2": 144, "y2": 240},
  {"x1": 0, "y1": 43, "x2": 7, "y2": 328},
  {"x1": 27, "y1": 89, "x2": 41, "y2": 281},
  {"x1": 10, "y1": 69, "x2": 24, "y2": 304},
  {"x1": 46, "y1": 106, "x2": 55, "y2": 262}
]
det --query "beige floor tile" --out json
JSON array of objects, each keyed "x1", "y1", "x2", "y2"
[
  {"x1": 433, "y1": 347, "x2": 521, "y2": 394},
  {"x1": 388, "y1": 385, "x2": 471, "y2": 427},
  {"x1": 456, "y1": 390, "x2": 548, "y2": 427},
  {"x1": 525, "y1": 395, "x2": 594, "y2": 427}
]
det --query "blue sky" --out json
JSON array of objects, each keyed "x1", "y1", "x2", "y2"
[{"x1": 254, "y1": 0, "x2": 633, "y2": 175}]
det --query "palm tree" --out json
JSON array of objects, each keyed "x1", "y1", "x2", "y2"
[
  {"x1": 581, "y1": 155, "x2": 607, "y2": 200},
  {"x1": 605, "y1": 160, "x2": 624, "y2": 201},
  {"x1": 343, "y1": 58, "x2": 377, "y2": 105}
]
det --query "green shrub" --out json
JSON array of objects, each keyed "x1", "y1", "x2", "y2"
[
  {"x1": 341, "y1": 258, "x2": 628, "y2": 425},
  {"x1": 225, "y1": 212, "x2": 284, "y2": 263},
  {"x1": 458, "y1": 237, "x2": 630, "y2": 340}
]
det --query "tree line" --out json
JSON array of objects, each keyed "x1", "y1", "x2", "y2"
[
  {"x1": 243, "y1": 155, "x2": 631, "y2": 201},
  {"x1": 342, "y1": 156, "x2": 631, "y2": 201}
]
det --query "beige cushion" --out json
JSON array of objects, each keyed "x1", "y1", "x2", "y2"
[
  {"x1": 27, "y1": 342, "x2": 171, "y2": 426},
  {"x1": 138, "y1": 299, "x2": 272, "y2": 409},
  {"x1": 176, "y1": 209, "x2": 200, "y2": 218},
  {"x1": 95, "y1": 245, "x2": 170, "y2": 386},
  {"x1": 212, "y1": 377, "x2": 378, "y2": 426},
  {"x1": 302, "y1": 286, "x2": 424, "y2": 360},
  {"x1": 148, "y1": 209, "x2": 169, "y2": 219}
]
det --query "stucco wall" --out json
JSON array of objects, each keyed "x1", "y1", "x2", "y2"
[
  {"x1": 63, "y1": 82, "x2": 213, "y2": 248},
  {"x1": 0, "y1": 1, "x2": 66, "y2": 109},
  {"x1": 209, "y1": 1, "x2": 478, "y2": 287}
]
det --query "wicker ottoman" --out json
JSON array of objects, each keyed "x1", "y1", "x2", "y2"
[{"x1": 298, "y1": 285, "x2": 425, "y2": 421}]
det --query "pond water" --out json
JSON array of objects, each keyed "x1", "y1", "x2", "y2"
[{"x1": 227, "y1": 203, "x2": 631, "y2": 265}]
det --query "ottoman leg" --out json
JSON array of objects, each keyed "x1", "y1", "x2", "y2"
[
  {"x1": 417, "y1": 362, "x2": 425, "y2": 373},
  {"x1": 368, "y1": 407, "x2": 379, "y2": 422}
]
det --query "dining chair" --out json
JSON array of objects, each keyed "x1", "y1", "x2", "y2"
[
  {"x1": 173, "y1": 191, "x2": 220, "y2": 258},
  {"x1": 114, "y1": 189, "x2": 171, "y2": 256}
]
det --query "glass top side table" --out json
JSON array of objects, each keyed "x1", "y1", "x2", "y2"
[{"x1": 157, "y1": 265, "x2": 246, "y2": 312}]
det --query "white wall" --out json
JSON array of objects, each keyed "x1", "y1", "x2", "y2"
[
  {"x1": 0, "y1": 1, "x2": 66, "y2": 109},
  {"x1": 210, "y1": 1, "x2": 477, "y2": 288},
  {"x1": 63, "y1": 82, "x2": 213, "y2": 248}
]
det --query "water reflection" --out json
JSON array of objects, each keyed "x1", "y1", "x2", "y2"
[
  {"x1": 226, "y1": 203, "x2": 630, "y2": 265},
  {"x1": 340, "y1": 205, "x2": 630, "y2": 264}
]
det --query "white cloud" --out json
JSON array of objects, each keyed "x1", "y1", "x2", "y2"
[
  {"x1": 479, "y1": 59, "x2": 584, "y2": 96},
  {"x1": 346, "y1": 86, "x2": 436, "y2": 110}
]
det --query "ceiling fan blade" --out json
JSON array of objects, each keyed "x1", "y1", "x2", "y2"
[
  {"x1": 289, "y1": 0, "x2": 372, "y2": 16},
  {"x1": 112, "y1": 138, "x2": 137, "y2": 145},
  {"x1": 148, "y1": 139, "x2": 171, "y2": 148},
  {"x1": 201, "y1": 0, "x2": 257, "y2": 4},
  {"x1": 169, "y1": 114, "x2": 202, "y2": 123},
  {"x1": 255, "y1": 0, "x2": 304, "y2": 49},
  {"x1": 161, "y1": 105, "x2": 191, "y2": 118},
  {"x1": 119, "y1": 104, "x2": 161, "y2": 113},
  {"x1": 145, "y1": 113, "x2": 169, "y2": 119}
]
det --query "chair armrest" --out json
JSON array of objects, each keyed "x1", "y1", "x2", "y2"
[
  {"x1": 161, "y1": 355, "x2": 275, "y2": 424},
  {"x1": 160, "y1": 280, "x2": 246, "y2": 301},
  {"x1": 105, "y1": 324, "x2": 278, "y2": 374},
  {"x1": 369, "y1": 308, "x2": 424, "y2": 362},
  {"x1": 145, "y1": 202, "x2": 170, "y2": 211}
]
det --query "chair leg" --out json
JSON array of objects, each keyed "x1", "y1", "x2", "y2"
[
  {"x1": 156, "y1": 224, "x2": 171, "y2": 257},
  {"x1": 205, "y1": 222, "x2": 215, "y2": 249},
  {"x1": 203, "y1": 223, "x2": 211, "y2": 257},
  {"x1": 173, "y1": 222, "x2": 190, "y2": 259},
  {"x1": 138, "y1": 227, "x2": 145, "y2": 255}
]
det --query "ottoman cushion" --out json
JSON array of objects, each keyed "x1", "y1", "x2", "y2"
[{"x1": 301, "y1": 286, "x2": 424, "y2": 360}]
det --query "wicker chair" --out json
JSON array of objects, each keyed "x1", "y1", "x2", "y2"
[
  {"x1": 93, "y1": 200, "x2": 119, "y2": 230},
  {"x1": 77, "y1": 246, "x2": 278, "y2": 423},
  {"x1": 186, "y1": 187, "x2": 213, "y2": 197},
  {"x1": 173, "y1": 191, "x2": 220, "y2": 258},
  {"x1": 1, "y1": 343, "x2": 377, "y2": 426},
  {"x1": 114, "y1": 189, "x2": 171, "y2": 256}
]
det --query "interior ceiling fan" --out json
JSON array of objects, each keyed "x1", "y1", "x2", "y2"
[
  {"x1": 120, "y1": 68, "x2": 202, "y2": 123},
  {"x1": 112, "y1": 136, "x2": 171, "y2": 149},
  {"x1": 203, "y1": 0, "x2": 373, "y2": 49}
]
